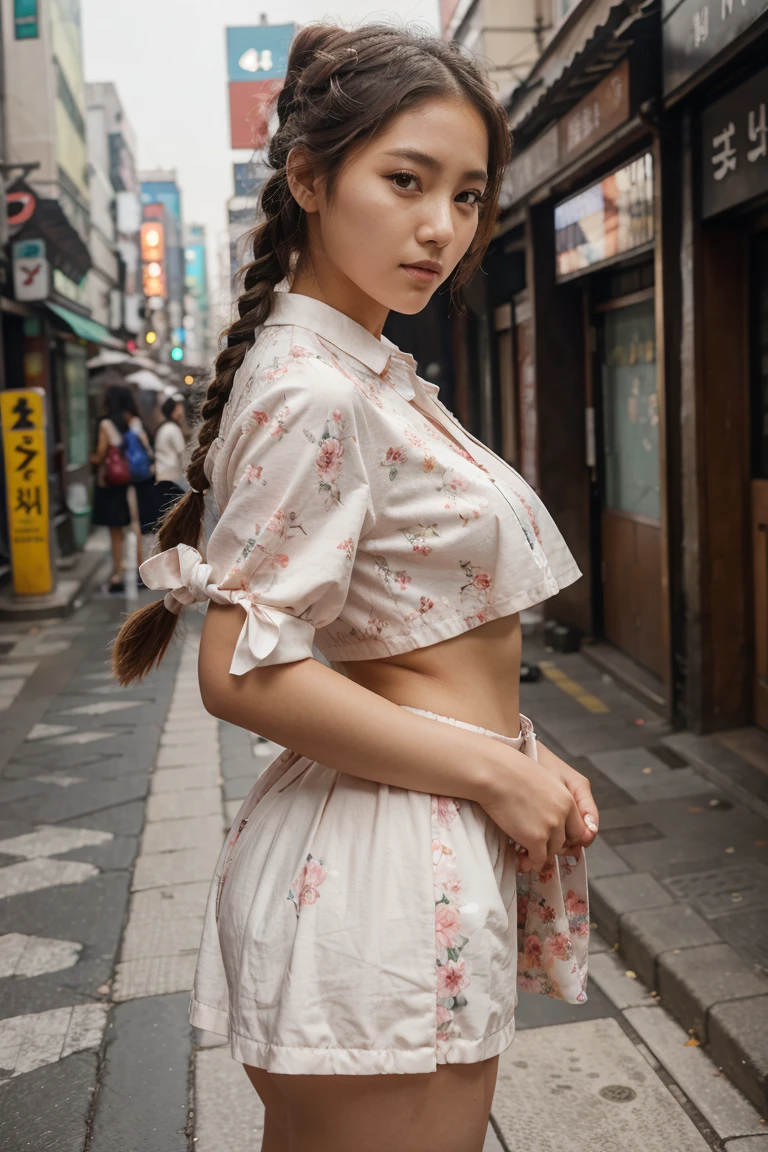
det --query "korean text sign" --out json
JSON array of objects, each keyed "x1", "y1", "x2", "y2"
[
  {"x1": 0, "y1": 389, "x2": 53, "y2": 596},
  {"x1": 701, "y1": 66, "x2": 768, "y2": 219}
]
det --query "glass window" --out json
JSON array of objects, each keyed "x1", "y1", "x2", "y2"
[{"x1": 600, "y1": 298, "x2": 660, "y2": 521}]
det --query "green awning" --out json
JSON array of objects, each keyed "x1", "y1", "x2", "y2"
[{"x1": 47, "y1": 302, "x2": 125, "y2": 350}]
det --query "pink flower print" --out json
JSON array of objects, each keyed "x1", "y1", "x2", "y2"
[
  {"x1": 536, "y1": 903, "x2": 557, "y2": 924},
  {"x1": 251, "y1": 409, "x2": 270, "y2": 426},
  {"x1": 565, "y1": 890, "x2": 587, "y2": 916},
  {"x1": 395, "y1": 571, "x2": 411, "y2": 592},
  {"x1": 289, "y1": 854, "x2": 327, "y2": 911},
  {"x1": 337, "y1": 536, "x2": 355, "y2": 562},
  {"x1": 332, "y1": 408, "x2": 342, "y2": 423},
  {"x1": 543, "y1": 932, "x2": 573, "y2": 963},
  {"x1": 423, "y1": 455, "x2": 436, "y2": 472},
  {"x1": 516, "y1": 895, "x2": 529, "y2": 927},
  {"x1": 449, "y1": 475, "x2": 469, "y2": 493},
  {"x1": 434, "y1": 853, "x2": 462, "y2": 900},
  {"x1": 436, "y1": 1004, "x2": 453, "y2": 1028},
  {"x1": 383, "y1": 446, "x2": 407, "y2": 465},
  {"x1": 316, "y1": 436, "x2": 344, "y2": 482},
  {"x1": 415, "y1": 545, "x2": 432, "y2": 557},
  {"x1": 273, "y1": 553, "x2": 289, "y2": 569},
  {"x1": 435, "y1": 903, "x2": 462, "y2": 951},
  {"x1": 517, "y1": 973, "x2": 538, "y2": 993},
  {"x1": 419, "y1": 596, "x2": 434, "y2": 614},
  {"x1": 523, "y1": 934, "x2": 543, "y2": 968},
  {"x1": 436, "y1": 959, "x2": 469, "y2": 999},
  {"x1": 266, "y1": 510, "x2": 285, "y2": 532},
  {"x1": 536, "y1": 862, "x2": 555, "y2": 883},
  {"x1": 243, "y1": 464, "x2": 262, "y2": 483},
  {"x1": 431, "y1": 795, "x2": 461, "y2": 829},
  {"x1": 472, "y1": 572, "x2": 492, "y2": 592}
]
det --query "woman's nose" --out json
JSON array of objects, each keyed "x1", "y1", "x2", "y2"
[{"x1": 416, "y1": 200, "x2": 455, "y2": 247}]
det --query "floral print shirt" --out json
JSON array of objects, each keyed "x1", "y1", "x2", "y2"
[{"x1": 141, "y1": 290, "x2": 581, "y2": 675}]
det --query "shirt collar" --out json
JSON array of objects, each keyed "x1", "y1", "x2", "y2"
[{"x1": 262, "y1": 290, "x2": 439, "y2": 404}]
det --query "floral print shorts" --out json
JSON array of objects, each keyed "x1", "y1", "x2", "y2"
[{"x1": 189, "y1": 707, "x2": 589, "y2": 1075}]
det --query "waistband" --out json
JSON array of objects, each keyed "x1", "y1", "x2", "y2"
[{"x1": 399, "y1": 705, "x2": 534, "y2": 749}]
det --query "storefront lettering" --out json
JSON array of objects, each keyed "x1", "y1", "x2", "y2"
[
  {"x1": 711, "y1": 123, "x2": 737, "y2": 179},
  {"x1": 693, "y1": 5, "x2": 709, "y2": 44},
  {"x1": 700, "y1": 65, "x2": 768, "y2": 217},
  {"x1": 663, "y1": 0, "x2": 768, "y2": 97}
]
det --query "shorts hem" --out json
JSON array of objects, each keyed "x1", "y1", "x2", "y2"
[{"x1": 189, "y1": 995, "x2": 516, "y2": 1075}]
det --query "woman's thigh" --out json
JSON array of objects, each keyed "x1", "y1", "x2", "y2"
[{"x1": 257, "y1": 1056, "x2": 498, "y2": 1152}]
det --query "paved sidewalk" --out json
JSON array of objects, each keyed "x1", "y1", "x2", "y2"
[
  {"x1": 520, "y1": 634, "x2": 768, "y2": 1118},
  {"x1": 0, "y1": 592, "x2": 767, "y2": 1150}
]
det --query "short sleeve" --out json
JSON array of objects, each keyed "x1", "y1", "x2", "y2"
[{"x1": 140, "y1": 367, "x2": 372, "y2": 676}]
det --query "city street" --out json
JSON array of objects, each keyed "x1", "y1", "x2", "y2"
[{"x1": 0, "y1": 561, "x2": 766, "y2": 1151}]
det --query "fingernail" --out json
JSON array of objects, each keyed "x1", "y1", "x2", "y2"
[{"x1": 584, "y1": 815, "x2": 598, "y2": 833}]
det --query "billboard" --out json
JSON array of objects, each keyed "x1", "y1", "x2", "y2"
[
  {"x1": 226, "y1": 24, "x2": 294, "y2": 82},
  {"x1": 233, "y1": 160, "x2": 271, "y2": 198},
  {"x1": 229, "y1": 80, "x2": 282, "y2": 150}
]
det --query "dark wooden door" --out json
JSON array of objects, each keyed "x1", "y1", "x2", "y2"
[
  {"x1": 598, "y1": 295, "x2": 663, "y2": 677},
  {"x1": 754, "y1": 481, "x2": 768, "y2": 730}
]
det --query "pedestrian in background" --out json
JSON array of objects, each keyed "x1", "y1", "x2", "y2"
[
  {"x1": 111, "y1": 22, "x2": 599, "y2": 1152},
  {"x1": 151, "y1": 394, "x2": 189, "y2": 529},
  {"x1": 90, "y1": 383, "x2": 156, "y2": 593}
]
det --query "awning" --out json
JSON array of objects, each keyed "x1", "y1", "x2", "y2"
[{"x1": 47, "y1": 302, "x2": 125, "y2": 350}]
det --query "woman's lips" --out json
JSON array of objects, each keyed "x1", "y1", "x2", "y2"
[{"x1": 401, "y1": 265, "x2": 439, "y2": 283}]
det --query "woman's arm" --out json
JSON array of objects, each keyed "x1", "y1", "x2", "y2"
[
  {"x1": 90, "y1": 422, "x2": 109, "y2": 467},
  {"x1": 199, "y1": 603, "x2": 592, "y2": 868}
]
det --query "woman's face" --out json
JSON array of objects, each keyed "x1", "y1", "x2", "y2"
[
  {"x1": 172, "y1": 403, "x2": 184, "y2": 424},
  {"x1": 289, "y1": 97, "x2": 489, "y2": 324}
]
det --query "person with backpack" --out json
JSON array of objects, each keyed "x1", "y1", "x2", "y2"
[{"x1": 90, "y1": 383, "x2": 155, "y2": 593}]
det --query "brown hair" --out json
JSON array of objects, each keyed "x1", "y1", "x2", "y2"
[{"x1": 112, "y1": 20, "x2": 513, "y2": 685}]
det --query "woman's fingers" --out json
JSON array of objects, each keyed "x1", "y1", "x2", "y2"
[{"x1": 561, "y1": 772, "x2": 599, "y2": 846}]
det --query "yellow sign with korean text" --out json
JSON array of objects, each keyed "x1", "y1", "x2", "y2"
[{"x1": 0, "y1": 389, "x2": 53, "y2": 596}]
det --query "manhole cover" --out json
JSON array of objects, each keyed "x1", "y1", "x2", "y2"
[
  {"x1": 665, "y1": 863, "x2": 768, "y2": 918},
  {"x1": 599, "y1": 1085, "x2": 637, "y2": 1103}
]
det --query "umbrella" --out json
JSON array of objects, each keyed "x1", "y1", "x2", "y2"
[
  {"x1": 124, "y1": 368, "x2": 166, "y2": 393},
  {"x1": 87, "y1": 350, "x2": 134, "y2": 370}
]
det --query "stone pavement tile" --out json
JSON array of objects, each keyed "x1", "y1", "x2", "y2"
[
  {"x1": 55, "y1": 834, "x2": 138, "y2": 872},
  {"x1": 146, "y1": 786, "x2": 221, "y2": 822},
  {"x1": 493, "y1": 1017, "x2": 710, "y2": 1151},
  {"x1": 659, "y1": 944, "x2": 768, "y2": 1043},
  {"x1": 0, "y1": 857, "x2": 98, "y2": 899},
  {"x1": 589, "y1": 872, "x2": 674, "y2": 946},
  {"x1": 708, "y1": 908, "x2": 768, "y2": 972},
  {"x1": 0, "y1": 1002, "x2": 108, "y2": 1077},
  {"x1": 709, "y1": 997, "x2": 768, "y2": 1115},
  {"x1": 128, "y1": 881, "x2": 211, "y2": 922},
  {"x1": 161, "y1": 729, "x2": 219, "y2": 748},
  {"x1": 131, "y1": 845, "x2": 221, "y2": 891},
  {"x1": 621, "y1": 904, "x2": 721, "y2": 989},
  {"x1": 1, "y1": 775, "x2": 149, "y2": 825},
  {"x1": 89, "y1": 993, "x2": 191, "y2": 1152},
  {"x1": 151, "y1": 764, "x2": 222, "y2": 794},
  {"x1": 121, "y1": 915, "x2": 204, "y2": 962},
  {"x1": 0, "y1": 824, "x2": 113, "y2": 858},
  {"x1": 141, "y1": 815, "x2": 224, "y2": 855},
  {"x1": 583, "y1": 836, "x2": 631, "y2": 879},
  {"x1": 1, "y1": 872, "x2": 130, "y2": 952},
  {"x1": 587, "y1": 951, "x2": 658, "y2": 1009},
  {"x1": 0, "y1": 1050, "x2": 98, "y2": 1152},
  {"x1": 624, "y1": 1005, "x2": 766, "y2": 1139},
  {"x1": 156, "y1": 745, "x2": 219, "y2": 770},
  {"x1": 515, "y1": 979, "x2": 616, "y2": 1028},
  {"x1": 195, "y1": 1045, "x2": 265, "y2": 1151},
  {"x1": 223, "y1": 773, "x2": 257, "y2": 802},
  {"x1": 664, "y1": 862, "x2": 768, "y2": 920},
  {"x1": 112, "y1": 953, "x2": 198, "y2": 1000},
  {"x1": 726, "y1": 1139, "x2": 768, "y2": 1149},
  {"x1": 0, "y1": 932, "x2": 81, "y2": 978}
]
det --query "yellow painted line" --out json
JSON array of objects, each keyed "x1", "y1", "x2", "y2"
[{"x1": 538, "y1": 660, "x2": 611, "y2": 714}]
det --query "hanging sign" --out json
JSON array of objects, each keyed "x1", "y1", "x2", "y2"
[
  {"x1": 12, "y1": 239, "x2": 50, "y2": 302},
  {"x1": 700, "y1": 65, "x2": 768, "y2": 218},
  {"x1": 0, "y1": 389, "x2": 53, "y2": 596}
]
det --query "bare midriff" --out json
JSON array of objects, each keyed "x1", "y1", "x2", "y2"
[{"x1": 335, "y1": 611, "x2": 523, "y2": 740}]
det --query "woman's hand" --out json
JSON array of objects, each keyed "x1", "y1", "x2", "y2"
[
  {"x1": 534, "y1": 741, "x2": 599, "y2": 863},
  {"x1": 480, "y1": 751, "x2": 587, "y2": 874}
]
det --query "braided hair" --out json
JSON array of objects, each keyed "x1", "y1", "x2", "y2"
[{"x1": 112, "y1": 21, "x2": 513, "y2": 685}]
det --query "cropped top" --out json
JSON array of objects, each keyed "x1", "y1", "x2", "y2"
[{"x1": 140, "y1": 290, "x2": 581, "y2": 675}]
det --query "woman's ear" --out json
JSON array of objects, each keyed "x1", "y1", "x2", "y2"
[{"x1": 286, "y1": 147, "x2": 321, "y2": 214}]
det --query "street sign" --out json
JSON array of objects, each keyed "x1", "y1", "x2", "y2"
[
  {"x1": 0, "y1": 389, "x2": 53, "y2": 596},
  {"x1": 14, "y1": 0, "x2": 38, "y2": 39},
  {"x1": 700, "y1": 65, "x2": 768, "y2": 219},
  {"x1": 12, "y1": 239, "x2": 50, "y2": 302},
  {"x1": 226, "y1": 25, "x2": 294, "y2": 82}
]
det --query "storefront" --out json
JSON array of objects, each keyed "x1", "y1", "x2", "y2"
[{"x1": 663, "y1": 0, "x2": 768, "y2": 732}]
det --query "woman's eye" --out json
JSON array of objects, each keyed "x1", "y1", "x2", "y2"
[
  {"x1": 457, "y1": 190, "x2": 483, "y2": 207},
  {"x1": 389, "y1": 171, "x2": 419, "y2": 192}
]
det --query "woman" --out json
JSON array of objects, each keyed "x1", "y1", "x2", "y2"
[
  {"x1": 90, "y1": 383, "x2": 155, "y2": 593},
  {"x1": 112, "y1": 23, "x2": 599, "y2": 1152},
  {"x1": 151, "y1": 394, "x2": 188, "y2": 528}
]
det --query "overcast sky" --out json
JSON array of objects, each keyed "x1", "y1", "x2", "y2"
[{"x1": 80, "y1": 0, "x2": 439, "y2": 315}]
